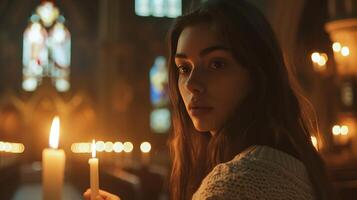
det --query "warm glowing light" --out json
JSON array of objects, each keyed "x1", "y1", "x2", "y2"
[
  {"x1": 4, "y1": 142, "x2": 12, "y2": 152},
  {"x1": 0, "y1": 141, "x2": 4, "y2": 151},
  {"x1": 332, "y1": 125, "x2": 341, "y2": 136},
  {"x1": 0, "y1": 141, "x2": 25, "y2": 153},
  {"x1": 311, "y1": 52, "x2": 320, "y2": 63},
  {"x1": 70, "y1": 143, "x2": 76, "y2": 152},
  {"x1": 104, "y1": 142, "x2": 114, "y2": 152},
  {"x1": 310, "y1": 136, "x2": 318, "y2": 150},
  {"x1": 332, "y1": 42, "x2": 341, "y2": 52},
  {"x1": 140, "y1": 142, "x2": 151, "y2": 153},
  {"x1": 95, "y1": 141, "x2": 105, "y2": 152},
  {"x1": 341, "y1": 46, "x2": 350, "y2": 56},
  {"x1": 36, "y1": 2, "x2": 59, "y2": 27},
  {"x1": 85, "y1": 143, "x2": 91, "y2": 152},
  {"x1": 79, "y1": 144, "x2": 85, "y2": 152},
  {"x1": 317, "y1": 53, "x2": 328, "y2": 66},
  {"x1": 71, "y1": 143, "x2": 92, "y2": 153},
  {"x1": 340, "y1": 125, "x2": 349, "y2": 135},
  {"x1": 10, "y1": 143, "x2": 25, "y2": 153},
  {"x1": 92, "y1": 140, "x2": 96, "y2": 158},
  {"x1": 123, "y1": 142, "x2": 134, "y2": 153},
  {"x1": 113, "y1": 142, "x2": 124, "y2": 153},
  {"x1": 49, "y1": 116, "x2": 60, "y2": 149}
]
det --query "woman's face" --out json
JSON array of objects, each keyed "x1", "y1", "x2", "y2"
[{"x1": 175, "y1": 23, "x2": 250, "y2": 135}]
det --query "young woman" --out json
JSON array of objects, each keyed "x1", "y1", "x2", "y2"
[{"x1": 84, "y1": 0, "x2": 332, "y2": 199}]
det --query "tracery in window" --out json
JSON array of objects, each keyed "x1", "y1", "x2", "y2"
[{"x1": 22, "y1": 2, "x2": 71, "y2": 92}]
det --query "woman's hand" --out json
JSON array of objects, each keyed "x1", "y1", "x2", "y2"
[{"x1": 83, "y1": 189, "x2": 121, "y2": 200}]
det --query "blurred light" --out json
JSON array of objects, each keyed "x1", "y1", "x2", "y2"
[
  {"x1": 4, "y1": 142, "x2": 12, "y2": 152},
  {"x1": 311, "y1": 136, "x2": 318, "y2": 150},
  {"x1": 152, "y1": 0, "x2": 165, "y2": 17},
  {"x1": 36, "y1": 2, "x2": 59, "y2": 27},
  {"x1": 332, "y1": 42, "x2": 341, "y2": 52},
  {"x1": 135, "y1": 0, "x2": 150, "y2": 16},
  {"x1": 22, "y1": 78, "x2": 38, "y2": 91},
  {"x1": 28, "y1": 22, "x2": 44, "y2": 43},
  {"x1": 340, "y1": 125, "x2": 349, "y2": 135},
  {"x1": 83, "y1": 143, "x2": 91, "y2": 152},
  {"x1": 96, "y1": 141, "x2": 105, "y2": 152},
  {"x1": 55, "y1": 79, "x2": 70, "y2": 92},
  {"x1": 32, "y1": 161, "x2": 42, "y2": 171},
  {"x1": 113, "y1": 142, "x2": 124, "y2": 153},
  {"x1": 71, "y1": 142, "x2": 92, "y2": 153},
  {"x1": 150, "y1": 108, "x2": 171, "y2": 133},
  {"x1": 92, "y1": 140, "x2": 96, "y2": 158},
  {"x1": 70, "y1": 143, "x2": 77, "y2": 152},
  {"x1": 104, "y1": 141, "x2": 114, "y2": 152},
  {"x1": 311, "y1": 52, "x2": 320, "y2": 63},
  {"x1": 78, "y1": 143, "x2": 85, "y2": 152},
  {"x1": 10, "y1": 143, "x2": 25, "y2": 153},
  {"x1": 140, "y1": 142, "x2": 151, "y2": 153},
  {"x1": 341, "y1": 46, "x2": 350, "y2": 56},
  {"x1": 123, "y1": 142, "x2": 134, "y2": 153},
  {"x1": 317, "y1": 53, "x2": 328, "y2": 66},
  {"x1": 0, "y1": 141, "x2": 25, "y2": 153},
  {"x1": 52, "y1": 23, "x2": 66, "y2": 43},
  {"x1": 167, "y1": 0, "x2": 182, "y2": 18},
  {"x1": 332, "y1": 125, "x2": 341, "y2": 136},
  {"x1": 0, "y1": 141, "x2": 4, "y2": 151}
]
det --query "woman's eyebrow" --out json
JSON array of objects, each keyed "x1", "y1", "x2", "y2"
[
  {"x1": 174, "y1": 45, "x2": 229, "y2": 59},
  {"x1": 200, "y1": 45, "x2": 230, "y2": 57}
]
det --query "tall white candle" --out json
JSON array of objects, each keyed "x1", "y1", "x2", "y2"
[
  {"x1": 89, "y1": 140, "x2": 99, "y2": 200},
  {"x1": 42, "y1": 116, "x2": 66, "y2": 200}
]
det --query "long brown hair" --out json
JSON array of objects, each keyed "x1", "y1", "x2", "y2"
[{"x1": 168, "y1": 0, "x2": 332, "y2": 199}]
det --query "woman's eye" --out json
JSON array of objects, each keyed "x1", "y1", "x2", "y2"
[
  {"x1": 210, "y1": 60, "x2": 226, "y2": 69},
  {"x1": 177, "y1": 65, "x2": 190, "y2": 74}
]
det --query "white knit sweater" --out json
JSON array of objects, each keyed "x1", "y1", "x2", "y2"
[{"x1": 192, "y1": 145, "x2": 316, "y2": 200}]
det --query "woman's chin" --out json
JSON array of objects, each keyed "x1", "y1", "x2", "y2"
[{"x1": 193, "y1": 123, "x2": 211, "y2": 133}]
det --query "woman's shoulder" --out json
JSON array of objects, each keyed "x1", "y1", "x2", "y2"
[
  {"x1": 192, "y1": 145, "x2": 316, "y2": 200},
  {"x1": 230, "y1": 145, "x2": 310, "y2": 181}
]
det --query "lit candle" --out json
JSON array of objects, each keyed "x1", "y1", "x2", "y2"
[
  {"x1": 123, "y1": 141, "x2": 133, "y2": 167},
  {"x1": 42, "y1": 116, "x2": 66, "y2": 200},
  {"x1": 113, "y1": 141, "x2": 124, "y2": 167},
  {"x1": 332, "y1": 125, "x2": 350, "y2": 145},
  {"x1": 140, "y1": 141, "x2": 151, "y2": 166},
  {"x1": 89, "y1": 140, "x2": 99, "y2": 200}
]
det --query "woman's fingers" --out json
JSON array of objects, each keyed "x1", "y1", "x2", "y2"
[
  {"x1": 83, "y1": 189, "x2": 91, "y2": 199},
  {"x1": 83, "y1": 188, "x2": 120, "y2": 200},
  {"x1": 95, "y1": 195, "x2": 105, "y2": 200},
  {"x1": 98, "y1": 189, "x2": 121, "y2": 200}
]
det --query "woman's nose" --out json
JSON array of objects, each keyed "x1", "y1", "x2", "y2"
[{"x1": 186, "y1": 70, "x2": 205, "y2": 94}]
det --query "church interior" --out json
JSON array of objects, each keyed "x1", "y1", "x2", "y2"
[{"x1": 0, "y1": 0, "x2": 357, "y2": 199}]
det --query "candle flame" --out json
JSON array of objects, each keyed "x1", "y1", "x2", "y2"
[
  {"x1": 140, "y1": 142, "x2": 151, "y2": 153},
  {"x1": 49, "y1": 116, "x2": 60, "y2": 149},
  {"x1": 92, "y1": 139, "x2": 96, "y2": 158},
  {"x1": 123, "y1": 142, "x2": 134, "y2": 153}
]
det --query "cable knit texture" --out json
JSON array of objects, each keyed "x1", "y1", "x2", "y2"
[{"x1": 192, "y1": 145, "x2": 315, "y2": 200}]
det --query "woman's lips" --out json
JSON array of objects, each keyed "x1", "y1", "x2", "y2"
[{"x1": 189, "y1": 107, "x2": 213, "y2": 116}]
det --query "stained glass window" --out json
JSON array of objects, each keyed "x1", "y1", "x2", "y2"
[
  {"x1": 22, "y1": 2, "x2": 71, "y2": 92},
  {"x1": 150, "y1": 108, "x2": 171, "y2": 134},
  {"x1": 135, "y1": 0, "x2": 181, "y2": 18},
  {"x1": 150, "y1": 56, "x2": 169, "y2": 107},
  {"x1": 149, "y1": 56, "x2": 171, "y2": 133}
]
